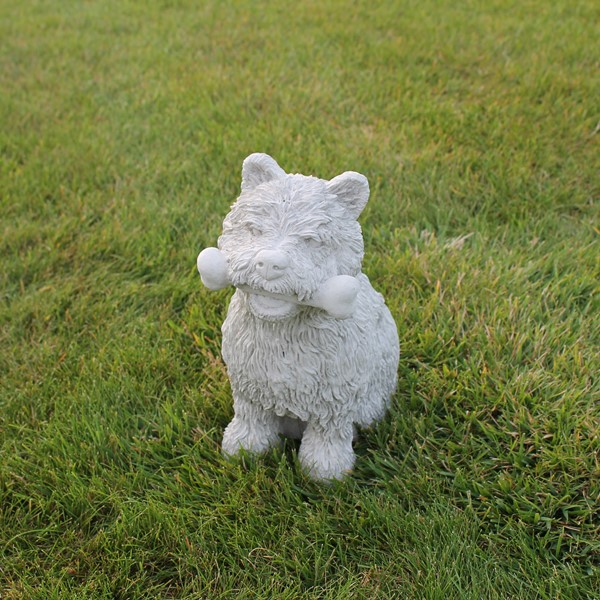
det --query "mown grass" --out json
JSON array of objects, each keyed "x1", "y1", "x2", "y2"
[{"x1": 1, "y1": 0, "x2": 598, "y2": 597}]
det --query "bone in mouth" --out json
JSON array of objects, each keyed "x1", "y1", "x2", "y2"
[{"x1": 197, "y1": 247, "x2": 360, "y2": 319}]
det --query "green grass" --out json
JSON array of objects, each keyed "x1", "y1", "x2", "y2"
[{"x1": 1, "y1": 0, "x2": 598, "y2": 597}]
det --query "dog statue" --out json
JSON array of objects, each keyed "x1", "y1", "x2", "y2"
[{"x1": 197, "y1": 153, "x2": 399, "y2": 480}]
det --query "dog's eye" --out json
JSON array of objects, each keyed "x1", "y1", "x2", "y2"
[{"x1": 302, "y1": 236, "x2": 322, "y2": 249}]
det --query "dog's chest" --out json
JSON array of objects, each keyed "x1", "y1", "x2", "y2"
[
  {"x1": 221, "y1": 299, "x2": 352, "y2": 415},
  {"x1": 224, "y1": 313, "x2": 335, "y2": 381}
]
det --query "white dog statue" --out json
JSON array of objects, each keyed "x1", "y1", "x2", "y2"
[{"x1": 197, "y1": 153, "x2": 399, "y2": 480}]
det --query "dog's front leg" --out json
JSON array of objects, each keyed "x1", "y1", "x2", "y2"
[
  {"x1": 298, "y1": 420, "x2": 355, "y2": 481},
  {"x1": 221, "y1": 393, "x2": 280, "y2": 457}
]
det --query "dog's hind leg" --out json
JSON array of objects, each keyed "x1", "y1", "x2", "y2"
[{"x1": 278, "y1": 416, "x2": 307, "y2": 440}]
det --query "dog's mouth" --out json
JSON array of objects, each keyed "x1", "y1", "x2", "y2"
[
  {"x1": 235, "y1": 284, "x2": 303, "y2": 321},
  {"x1": 247, "y1": 292, "x2": 301, "y2": 321}
]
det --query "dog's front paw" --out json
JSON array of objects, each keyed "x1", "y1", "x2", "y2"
[
  {"x1": 298, "y1": 425, "x2": 355, "y2": 481},
  {"x1": 221, "y1": 416, "x2": 279, "y2": 456}
]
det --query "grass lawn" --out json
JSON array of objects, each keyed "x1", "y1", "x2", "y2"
[{"x1": 1, "y1": 0, "x2": 598, "y2": 597}]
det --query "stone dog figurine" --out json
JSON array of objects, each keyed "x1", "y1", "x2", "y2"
[{"x1": 197, "y1": 153, "x2": 399, "y2": 480}]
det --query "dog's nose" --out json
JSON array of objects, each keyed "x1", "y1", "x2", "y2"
[{"x1": 255, "y1": 250, "x2": 289, "y2": 280}]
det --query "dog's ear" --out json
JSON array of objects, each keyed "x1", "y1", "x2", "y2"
[
  {"x1": 326, "y1": 171, "x2": 369, "y2": 219},
  {"x1": 241, "y1": 153, "x2": 286, "y2": 191}
]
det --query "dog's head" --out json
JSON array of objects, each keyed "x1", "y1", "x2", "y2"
[{"x1": 218, "y1": 154, "x2": 369, "y2": 321}]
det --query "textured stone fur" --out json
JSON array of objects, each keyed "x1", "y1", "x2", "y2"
[{"x1": 215, "y1": 154, "x2": 399, "y2": 480}]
